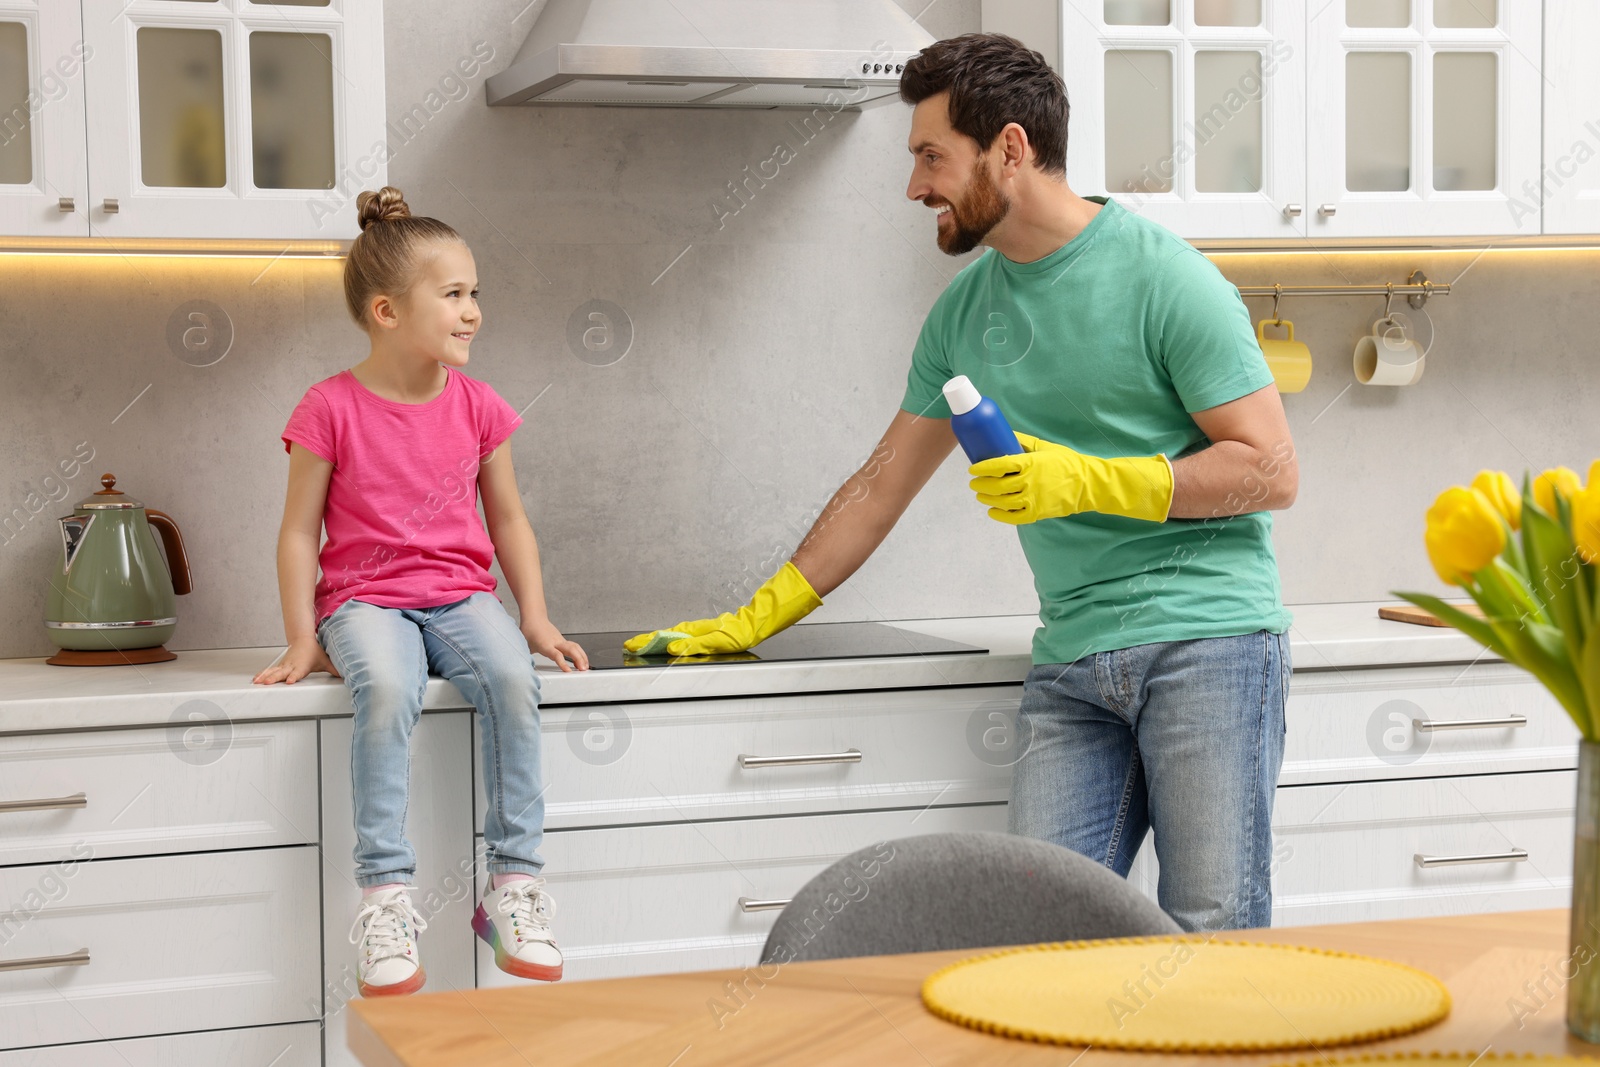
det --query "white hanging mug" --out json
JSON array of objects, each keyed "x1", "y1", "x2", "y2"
[{"x1": 1353, "y1": 312, "x2": 1425, "y2": 386}]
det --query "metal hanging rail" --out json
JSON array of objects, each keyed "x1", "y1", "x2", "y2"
[{"x1": 1235, "y1": 270, "x2": 1450, "y2": 311}]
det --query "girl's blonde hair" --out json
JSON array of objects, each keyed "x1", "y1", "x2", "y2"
[{"x1": 343, "y1": 186, "x2": 463, "y2": 327}]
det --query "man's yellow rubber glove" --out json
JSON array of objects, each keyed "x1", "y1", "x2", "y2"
[
  {"x1": 968, "y1": 432, "x2": 1174, "y2": 525},
  {"x1": 624, "y1": 561, "x2": 823, "y2": 656}
]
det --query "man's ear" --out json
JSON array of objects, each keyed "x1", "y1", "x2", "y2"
[{"x1": 997, "y1": 122, "x2": 1031, "y2": 177}]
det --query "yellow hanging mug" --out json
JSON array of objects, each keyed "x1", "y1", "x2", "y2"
[{"x1": 1256, "y1": 318, "x2": 1312, "y2": 394}]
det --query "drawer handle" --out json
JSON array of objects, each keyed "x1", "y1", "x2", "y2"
[
  {"x1": 738, "y1": 897, "x2": 793, "y2": 913},
  {"x1": 0, "y1": 792, "x2": 87, "y2": 814},
  {"x1": 1414, "y1": 848, "x2": 1529, "y2": 869},
  {"x1": 1412, "y1": 715, "x2": 1528, "y2": 733},
  {"x1": 738, "y1": 749, "x2": 861, "y2": 769},
  {"x1": 0, "y1": 948, "x2": 90, "y2": 973}
]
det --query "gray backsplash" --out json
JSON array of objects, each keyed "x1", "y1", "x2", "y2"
[{"x1": 3, "y1": 0, "x2": 1596, "y2": 659}]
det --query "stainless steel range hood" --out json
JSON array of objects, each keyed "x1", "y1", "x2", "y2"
[{"x1": 485, "y1": 0, "x2": 934, "y2": 110}]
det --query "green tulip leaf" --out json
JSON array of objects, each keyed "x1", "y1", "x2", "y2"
[
  {"x1": 1521, "y1": 479, "x2": 1546, "y2": 589},
  {"x1": 1478, "y1": 559, "x2": 1545, "y2": 626},
  {"x1": 1522, "y1": 503, "x2": 1586, "y2": 656},
  {"x1": 1393, "y1": 591, "x2": 1511, "y2": 659},
  {"x1": 1496, "y1": 619, "x2": 1591, "y2": 738}
]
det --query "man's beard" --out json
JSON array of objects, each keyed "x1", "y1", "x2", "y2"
[{"x1": 936, "y1": 159, "x2": 1011, "y2": 256}]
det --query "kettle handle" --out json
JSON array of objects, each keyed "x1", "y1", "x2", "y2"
[{"x1": 144, "y1": 509, "x2": 193, "y2": 596}]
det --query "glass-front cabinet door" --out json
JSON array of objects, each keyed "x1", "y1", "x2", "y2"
[
  {"x1": 0, "y1": 1, "x2": 89, "y2": 237},
  {"x1": 81, "y1": 0, "x2": 384, "y2": 240},
  {"x1": 1306, "y1": 0, "x2": 1540, "y2": 237},
  {"x1": 1541, "y1": 0, "x2": 1600, "y2": 234},
  {"x1": 1061, "y1": 0, "x2": 1307, "y2": 239}
]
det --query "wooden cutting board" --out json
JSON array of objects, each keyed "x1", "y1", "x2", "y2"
[{"x1": 1379, "y1": 603, "x2": 1485, "y2": 627}]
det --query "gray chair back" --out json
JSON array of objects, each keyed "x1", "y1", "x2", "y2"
[{"x1": 760, "y1": 831, "x2": 1181, "y2": 964}]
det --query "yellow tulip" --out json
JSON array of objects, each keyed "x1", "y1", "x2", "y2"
[
  {"x1": 1424, "y1": 486, "x2": 1506, "y2": 586},
  {"x1": 1534, "y1": 466, "x2": 1582, "y2": 516},
  {"x1": 1574, "y1": 485, "x2": 1600, "y2": 565},
  {"x1": 1589, "y1": 458, "x2": 1600, "y2": 489},
  {"x1": 1470, "y1": 469, "x2": 1521, "y2": 531}
]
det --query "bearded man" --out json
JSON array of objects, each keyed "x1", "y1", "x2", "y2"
[{"x1": 630, "y1": 33, "x2": 1298, "y2": 932}]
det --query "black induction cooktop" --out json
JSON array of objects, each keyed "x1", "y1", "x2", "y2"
[{"x1": 562, "y1": 621, "x2": 987, "y2": 670}]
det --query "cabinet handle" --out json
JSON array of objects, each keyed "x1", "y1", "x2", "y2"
[
  {"x1": 1413, "y1": 715, "x2": 1527, "y2": 733},
  {"x1": 738, "y1": 898, "x2": 792, "y2": 913},
  {"x1": 0, "y1": 792, "x2": 86, "y2": 814},
  {"x1": 0, "y1": 948, "x2": 90, "y2": 973},
  {"x1": 102, "y1": 198, "x2": 119, "y2": 214},
  {"x1": 1414, "y1": 848, "x2": 1528, "y2": 869},
  {"x1": 1282, "y1": 203, "x2": 1302, "y2": 218},
  {"x1": 1317, "y1": 203, "x2": 1338, "y2": 216},
  {"x1": 738, "y1": 748, "x2": 861, "y2": 769},
  {"x1": 57, "y1": 197, "x2": 75, "y2": 213}
]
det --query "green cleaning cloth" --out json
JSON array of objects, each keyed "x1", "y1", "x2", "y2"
[{"x1": 627, "y1": 630, "x2": 692, "y2": 656}]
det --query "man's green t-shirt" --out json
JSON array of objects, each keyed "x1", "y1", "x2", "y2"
[{"x1": 901, "y1": 196, "x2": 1292, "y2": 665}]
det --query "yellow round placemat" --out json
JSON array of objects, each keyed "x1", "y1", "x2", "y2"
[
  {"x1": 920, "y1": 937, "x2": 1451, "y2": 1051},
  {"x1": 1274, "y1": 1057, "x2": 1600, "y2": 1067}
]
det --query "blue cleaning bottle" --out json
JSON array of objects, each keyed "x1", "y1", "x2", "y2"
[{"x1": 944, "y1": 375, "x2": 1023, "y2": 463}]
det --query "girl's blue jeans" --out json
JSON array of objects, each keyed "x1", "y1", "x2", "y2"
[
  {"x1": 317, "y1": 591, "x2": 546, "y2": 888},
  {"x1": 1008, "y1": 629, "x2": 1290, "y2": 932}
]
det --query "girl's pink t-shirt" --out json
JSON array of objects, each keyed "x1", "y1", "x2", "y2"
[{"x1": 281, "y1": 366, "x2": 522, "y2": 627}]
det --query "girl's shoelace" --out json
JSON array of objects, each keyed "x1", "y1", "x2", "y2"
[
  {"x1": 495, "y1": 880, "x2": 556, "y2": 940},
  {"x1": 348, "y1": 894, "x2": 428, "y2": 961}
]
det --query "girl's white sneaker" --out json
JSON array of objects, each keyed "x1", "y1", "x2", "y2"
[
  {"x1": 473, "y1": 878, "x2": 563, "y2": 981},
  {"x1": 349, "y1": 887, "x2": 428, "y2": 997}
]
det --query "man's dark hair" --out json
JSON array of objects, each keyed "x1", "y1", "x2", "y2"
[{"x1": 899, "y1": 33, "x2": 1069, "y2": 177}]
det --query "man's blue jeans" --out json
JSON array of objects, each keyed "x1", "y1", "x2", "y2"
[
  {"x1": 1008, "y1": 629, "x2": 1289, "y2": 931},
  {"x1": 318, "y1": 592, "x2": 546, "y2": 888}
]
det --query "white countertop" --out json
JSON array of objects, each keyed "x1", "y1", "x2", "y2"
[{"x1": 0, "y1": 602, "x2": 1494, "y2": 735}]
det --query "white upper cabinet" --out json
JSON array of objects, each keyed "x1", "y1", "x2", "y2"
[
  {"x1": 1057, "y1": 0, "x2": 1543, "y2": 239},
  {"x1": 1541, "y1": 0, "x2": 1600, "y2": 234},
  {"x1": 1305, "y1": 0, "x2": 1541, "y2": 237},
  {"x1": 18, "y1": 0, "x2": 387, "y2": 242},
  {"x1": 1062, "y1": 0, "x2": 1307, "y2": 239},
  {"x1": 0, "y1": 1, "x2": 90, "y2": 236}
]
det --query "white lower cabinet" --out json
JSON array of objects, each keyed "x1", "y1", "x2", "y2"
[
  {"x1": 480, "y1": 685, "x2": 1022, "y2": 829},
  {"x1": 475, "y1": 803, "x2": 1010, "y2": 985},
  {"x1": 1272, "y1": 770, "x2": 1574, "y2": 926},
  {"x1": 1129, "y1": 767, "x2": 1576, "y2": 927},
  {"x1": 0, "y1": 1022, "x2": 321, "y2": 1066},
  {"x1": 1283, "y1": 663, "x2": 1580, "y2": 785},
  {"x1": 319, "y1": 712, "x2": 476, "y2": 1067},
  {"x1": 0, "y1": 721, "x2": 318, "y2": 866},
  {"x1": 0, "y1": 847, "x2": 320, "y2": 1050}
]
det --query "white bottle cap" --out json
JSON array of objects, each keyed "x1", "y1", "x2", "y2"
[{"x1": 943, "y1": 375, "x2": 982, "y2": 416}]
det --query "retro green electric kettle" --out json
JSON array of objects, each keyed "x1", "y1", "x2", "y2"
[{"x1": 44, "y1": 473, "x2": 193, "y2": 666}]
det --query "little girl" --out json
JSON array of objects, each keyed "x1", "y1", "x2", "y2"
[{"x1": 253, "y1": 186, "x2": 587, "y2": 996}]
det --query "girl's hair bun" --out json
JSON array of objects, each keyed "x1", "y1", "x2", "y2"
[
  {"x1": 355, "y1": 186, "x2": 412, "y2": 230},
  {"x1": 343, "y1": 189, "x2": 462, "y2": 327}
]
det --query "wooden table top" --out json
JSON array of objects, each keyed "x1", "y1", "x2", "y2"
[{"x1": 350, "y1": 909, "x2": 1597, "y2": 1066}]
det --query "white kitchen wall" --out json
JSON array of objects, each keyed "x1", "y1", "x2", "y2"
[{"x1": 0, "y1": 0, "x2": 1595, "y2": 659}]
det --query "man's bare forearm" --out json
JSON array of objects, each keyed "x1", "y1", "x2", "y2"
[
  {"x1": 790, "y1": 442, "x2": 907, "y2": 597},
  {"x1": 1167, "y1": 438, "x2": 1297, "y2": 520},
  {"x1": 783, "y1": 411, "x2": 958, "y2": 599}
]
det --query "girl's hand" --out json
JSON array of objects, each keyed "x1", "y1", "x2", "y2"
[
  {"x1": 253, "y1": 637, "x2": 342, "y2": 685},
  {"x1": 523, "y1": 620, "x2": 590, "y2": 672}
]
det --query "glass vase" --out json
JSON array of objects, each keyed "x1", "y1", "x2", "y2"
[{"x1": 1570, "y1": 740, "x2": 1600, "y2": 1041}]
